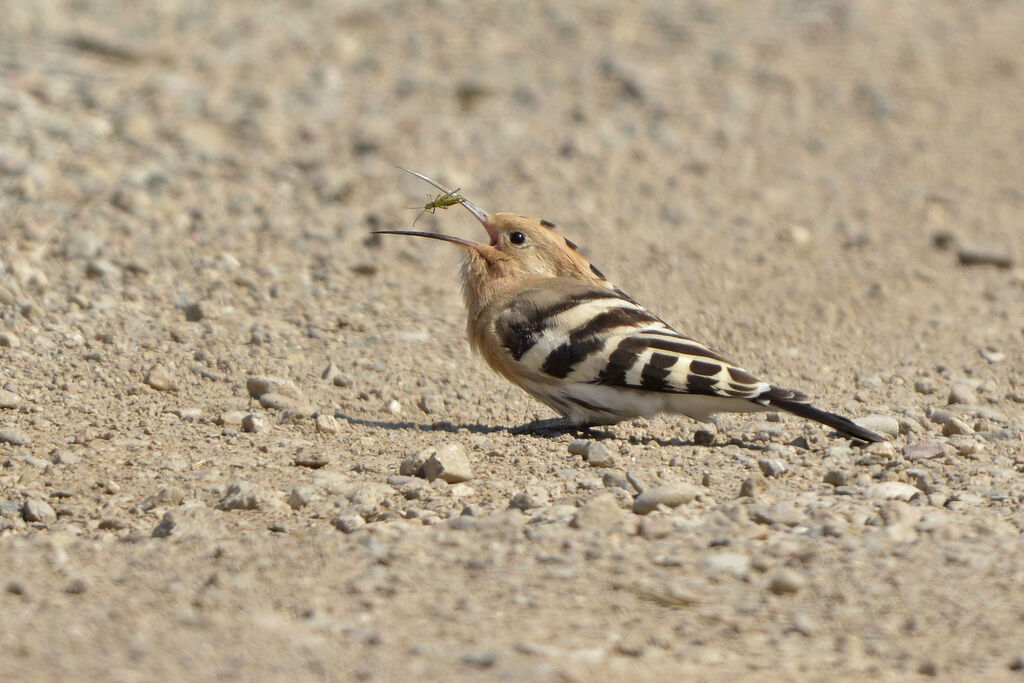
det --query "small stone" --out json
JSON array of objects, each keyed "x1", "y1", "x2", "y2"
[
  {"x1": 287, "y1": 487, "x2": 313, "y2": 509},
  {"x1": 941, "y1": 417, "x2": 973, "y2": 437},
  {"x1": 144, "y1": 365, "x2": 178, "y2": 392},
  {"x1": 509, "y1": 489, "x2": 549, "y2": 511},
  {"x1": 693, "y1": 429, "x2": 715, "y2": 446},
  {"x1": 0, "y1": 390, "x2": 22, "y2": 409},
  {"x1": 928, "y1": 408, "x2": 957, "y2": 425},
  {"x1": 749, "y1": 502, "x2": 803, "y2": 526},
  {"x1": 22, "y1": 498, "x2": 56, "y2": 524},
  {"x1": 6, "y1": 581, "x2": 25, "y2": 595},
  {"x1": 980, "y1": 348, "x2": 1005, "y2": 364},
  {"x1": 918, "y1": 660, "x2": 938, "y2": 677},
  {"x1": 0, "y1": 332, "x2": 20, "y2": 348},
  {"x1": 639, "y1": 515, "x2": 674, "y2": 539},
  {"x1": 65, "y1": 578, "x2": 88, "y2": 594},
  {"x1": 787, "y1": 436, "x2": 810, "y2": 450},
  {"x1": 0, "y1": 428, "x2": 28, "y2": 446},
  {"x1": 1009, "y1": 652, "x2": 1024, "y2": 671},
  {"x1": 386, "y1": 399, "x2": 402, "y2": 415},
  {"x1": 632, "y1": 484, "x2": 700, "y2": 514},
  {"x1": 246, "y1": 375, "x2": 302, "y2": 400},
  {"x1": 423, "y1": 443, "x2": 473, "y2": 483},
  {"x1": 417, "y1": 394, "x2": 445, "y2": 414},
  {"x1": 216, "y1": 482, "x2": 262, "y2": 511},
  {"x1": 739, "y1": 475, "x2": 766, "y2": 498},
  {"x1": 702, "y1": 551, "x2": 751, "y2": 578},
  {"x1": 258, "y1": 393, "x2": 315, "y2": 416},
  {"x1": 914, "y1": 379, "x2": 937, "y2": 395},
  {"x1": 182, "y1": 301, "x2": 215, "y2": 322},
  {"x1": 947, "y1": 384, "x2": 977, "y2": 405},
  {"x1": 293, "y1": 451, "x2": 329, "y2": 469},
  {"x1": 902, "y1": 442, "x2": 948, "y2": 461},
  {"x1": 86, "y1": 259, "x2": 121, "y2": 279},
  {"x1": 852, "y1": 415, "x2": 900, "y2": 439},
  {"x1": 767, "y1": 568, "x2": 805, "y2": 595},
  {"x1": 152, "y1": 504, "x2": 221, "y2": 538},
  {"x1": 98, "y1": 518, "x2": 126, "y2": 530},
  {"x1": 757, "y1": 458, "x2": 788, "y2": 477},
  {"x1": 400, "y1": 449, "x2": 431, "y2": 477},
  {"x1": 240, "y1": 414, "x2": 266, "y2": 433},
  {"x1": 331, "y1": 515, "x2": 365, "y2": 533},
  {"x1": 571, "y1": 494, "x2": 623, "y2": 530},
  {"x1": 314, "y1": 413, "x2": 338, "y2": 434},
  {"x1": 51, "y1": 451, "x2": 81, "y2": 466},
  {"x1": 866, "y1": 482, "x2": 921, "y2": 502},
  {"x1": 565, "y1": 440, "x2": 617, "y2": 468},
  {"x1": 823, "y1": 469, "x2": 849, "y2": 487},
  {"x1": 957, "y1": 246, "x2": 1013, "y2": 269}
]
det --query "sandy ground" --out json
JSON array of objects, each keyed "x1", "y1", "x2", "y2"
[{"x1": 2, "y1": 1, "x2": 1024, "y2": 680}]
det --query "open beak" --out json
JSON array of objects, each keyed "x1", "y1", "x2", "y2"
[
  {"x1": 372, "y1": 229, "x2": 487, "y2": 252},
  {"x1": 395, "y1": 166, "x2": 499, "y2": 246}
]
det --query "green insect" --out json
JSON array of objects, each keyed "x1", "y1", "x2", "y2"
[{"x1": 412, "y1": 188, "x2": 463, "y2": 225}]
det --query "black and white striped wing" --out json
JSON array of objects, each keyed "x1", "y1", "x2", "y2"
[{"x1": 494, "y1": 280, "x2": 794, "y2": 404}]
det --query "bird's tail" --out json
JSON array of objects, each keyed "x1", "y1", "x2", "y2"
[{"x1": 767, "y1": 396, "x2": 885, "y2": 443}]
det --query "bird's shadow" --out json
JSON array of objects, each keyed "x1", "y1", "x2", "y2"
[{"x1": 334, "y1": 412, "x2": 751, "y2": 448}]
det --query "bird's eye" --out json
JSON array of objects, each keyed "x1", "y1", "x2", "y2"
[{"x1": 509, "y1": 231, "x2": 526, "y2": 245}]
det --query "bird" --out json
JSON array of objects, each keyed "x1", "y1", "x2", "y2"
[{"x1": 375, "y1": 167, "x2": 883, "y2": 443}]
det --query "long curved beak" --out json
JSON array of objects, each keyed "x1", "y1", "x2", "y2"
[
  {"x1": 396, "y1": 166, "x2": 498, "y2": 245},
  {"x1": 372, "y1": 230, "x2": 486, "y2": 252}
]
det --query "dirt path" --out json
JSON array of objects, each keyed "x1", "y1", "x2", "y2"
[{"x1": 2, "y1": 2, "x2": 1023, "y2": 680}]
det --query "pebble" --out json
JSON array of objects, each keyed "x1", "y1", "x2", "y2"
[
  {"x1": 65, "y1": 578, "x2": 88, "y2": 594},
  {"x1": 749, "y1": 501, "x2": 804, "y2": 527},
  {"x1": 287, "y1": 488, "x2": 313, "y2": 509},
  {"x1": 570, "y1": 494, "x2": 623, "y2": 530},
  {"x1": 632, "y1": 483, "x2": 700, "y2": 514},
  {"x1": 852, "y1": 415, "x2": 900, "y2": 438},
  {"x1": 702, "y1": 551, "x2": 751, "y2": 578},
  {"x1": 980, "y1": 348, "x2": 1005, "y2": 363},
  {"x1": 22, "y1": 499, "x2": 57, "y2": 524},
  {"x1": 638, "y1": 515, "x2": 674, "y2": 539},
  {"x1": 0, "y1": 286, "x2": 14, "y2": 306},
  {"x1": 767, "y1": 568, "x2": 805, "y2": 595},
  {"x1": 957, "y1": 246, "x2": 1013, "y2": 268},
  {"x1": 739, "y1": 475, "x2": 766, "y2": 498},
  {"x1": 757, "y1": 458, "x2": 788, "y2": 478},
  {"x1": 423, "y1": 443, "x2": 473, "y2": 483},
  {"x1": 331, "y1": 515, "x2": 365, "y2": 533},
  {"x1": 216, "y1": 482, "x2": 262, "y2": 510},
  {"x1": 144, "y1": 365, "x2": 178, "y2": 392},
  {"x1": 0, "y1": 390, "x2": 22, "y2": 409},
  {"x1": 321, "y1": 363, "x2": 351, "y2": 387},
  {"x1": 182, "y1": 301, "x2": 215, "y2": 322},
  {"x1": 0, "y1": 428, "x2": 29, "y2": 446},
  {"x1": 258, "y1": 393, "x2": 315, "y2": 416},
  {"x1": 866, "y1": 482, "x2": 921, "y2": 502},
  {"x1": 240, "y1": 414, "x2": 266, "y2": 433},
  {"x1": 1009, "y1": 652, "x2": 1024, "y2": 671},
  {"x1": 0, "y1": 332, "x2": 20, "y2": 348},
  {"x1": 824, "y1": 469, "x2": 849, "y2": 486},
  {"x1": 902, "y1": 442, "x2": 948, "y2": 461},
  {"x1": 509, "y1": 489, "x2": 549, "y2": 511},
  {"x1": 914, "y1": 379, "x2": 937, "y2": 395},
  {"x1": 400, "y1": 449, "x2": 430, "y2": 477},
  {"x1": 941, "y1": 417, "x2": 973, "y2": 437},
  {"x1": 152, "y1": 505, "x2": 221, "y2": 538},
  {"x1": 417, "y1": 394, "x2": 445, "y2": 414},
  {"x1": 567, "y1": 439, "x2": 617, "y2": 468},
  {"x1": 246, "y1": 375, "x2": 302, "y2": 400},
  {"x1": 387, "y1": 399, "x2": 402, "y2": 415},
  {"x1": 314, "y1": 413, "x2": 339, "y2": 434},
  {"x1": 947, "y1": 385, "x2": 977, "y2": 405}
]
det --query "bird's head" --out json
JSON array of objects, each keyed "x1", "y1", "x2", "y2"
[{"x1": 376, "y1": 168, "x2": 610, "y2": 311}]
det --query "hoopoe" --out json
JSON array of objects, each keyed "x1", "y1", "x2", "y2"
[{"x1": 376, "y1": 168, "x2": 884, "y2": 443}]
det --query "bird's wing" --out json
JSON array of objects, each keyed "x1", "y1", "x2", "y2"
[{"x1": 493, "y1": 279, "x2": 800, "y2": 403}]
